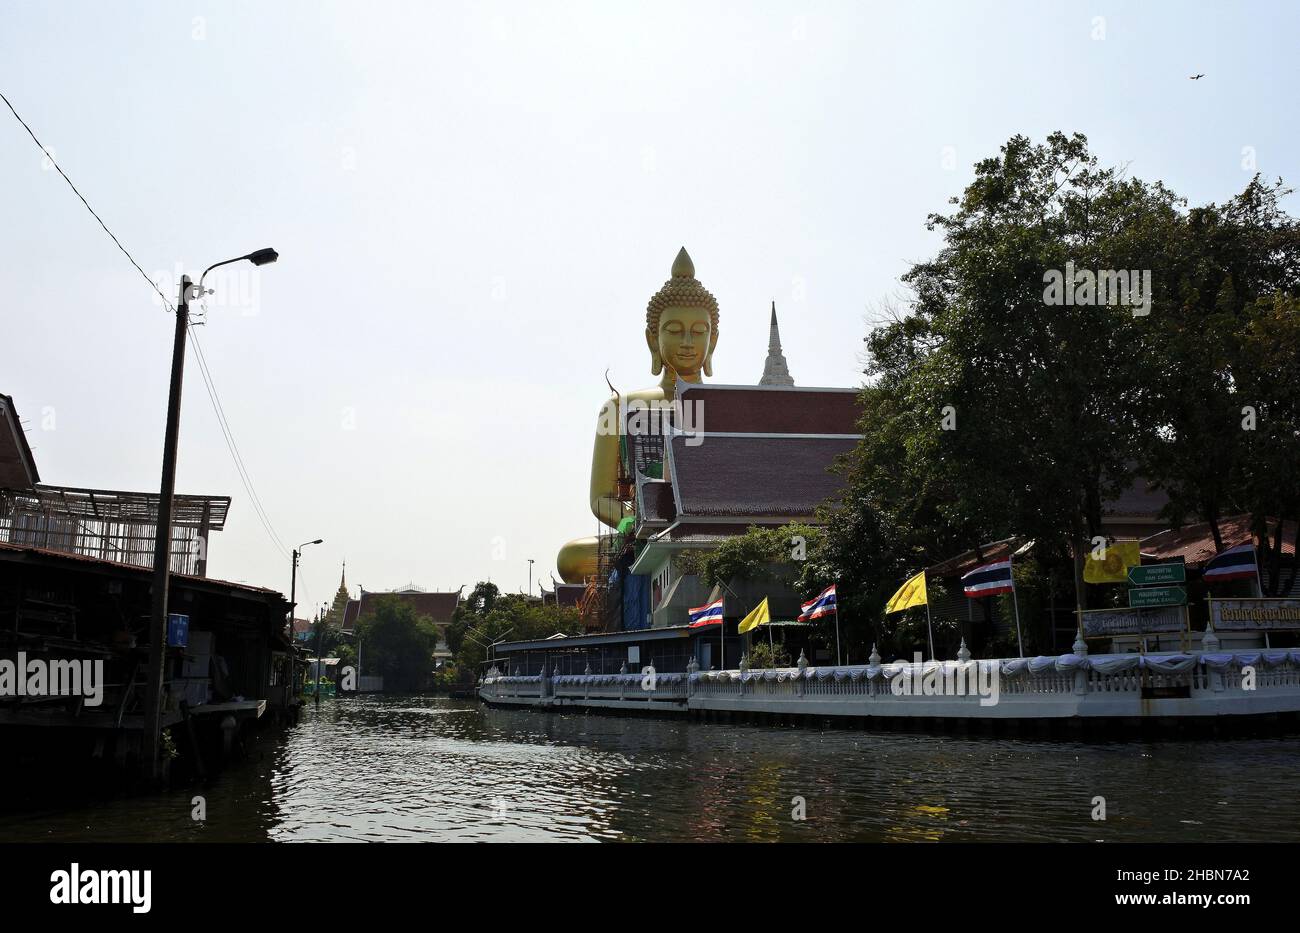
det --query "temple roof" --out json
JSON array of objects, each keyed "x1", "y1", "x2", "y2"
[
  {"x1": 676, "y1": 383, "x2": 860, "y2": 434},
  {"x1": 636, "y1": 477, "x2": 676, "y2": 527},
  {"x1": 667, "y1": 434, "x2": 857, "y2": 518},
  {"x1": 350, "y1": 589, "x2": 460, "y2": 630}
]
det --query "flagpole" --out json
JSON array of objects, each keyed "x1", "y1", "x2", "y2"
[
  {"x1": 924, "y1": 597, "x2": 935, "y2": 661},
  {"x1": 1011, "y1": 585, "x2": 1025, "y2": 658},
  {"x1": 834, "y1": 606, "x2": 842, "y2": 667},
  {"x1": 1253, "y1": 544, "x2": 1271, "y2": 650}
]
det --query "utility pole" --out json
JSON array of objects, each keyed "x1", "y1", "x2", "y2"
[
  {"x1": 288, "y1": 539, "x2": 322, "y2": 719},
  {"x1": 140, "y1": 249, "x2": 278, "y2": 780},
  {"x1": 528, "y1": 558, "x2": 535, "y2": 597},
  {"x1": 141, "y1": 274, "x2": 193, "y2": 780}
]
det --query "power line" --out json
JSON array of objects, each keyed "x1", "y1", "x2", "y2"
[
  {"x1": 186, "y1": 327, "x2": 290, "y2": 560},
  {"x1": 2, "y1": 88, "x2": 291, "y2": 564},
  {"x1": 1, "y1": 90, "x2": 174, "y2": 312}
]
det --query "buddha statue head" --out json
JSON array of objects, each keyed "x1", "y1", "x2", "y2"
[{"x1": 646, "y1": 247, "x2": 719, "y2": 387}]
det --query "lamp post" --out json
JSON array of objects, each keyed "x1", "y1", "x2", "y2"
[
  {"x1": 289, "y1": 539, "x2": 322, "y2": 719},
  {"x1": 315, "y1": 599, "x2": 329, "y2": 705},
  {"x1": 142, "y1": 248, "x2": 279, "y2": 780},
  {"x1": 528, "y1": 558, "x2": 535, "y2": 597}
]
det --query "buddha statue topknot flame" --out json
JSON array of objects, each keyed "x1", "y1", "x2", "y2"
[{"x1": 556, "y1": 247, "x2": 719, "y2": 584}]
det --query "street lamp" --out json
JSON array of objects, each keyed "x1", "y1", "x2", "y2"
[
  {"x1": 528, "y1": 558, "x2": 535, "y2": 597},
  {"x1": 290, "y1": 539, "x2": 322, "y2": 718},
  {"x1": 141, "y1": 248, "x2": 279, "y2": 780}
]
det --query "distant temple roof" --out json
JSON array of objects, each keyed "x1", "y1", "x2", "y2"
[
  {"x1": 347, "y1": 589, "x2": 461, "y2": 631},
  {"x1": 554, "y1": 583, "x2": 586, "y2": 607}
]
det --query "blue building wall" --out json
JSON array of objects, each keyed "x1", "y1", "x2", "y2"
[{"x1": 623, "y1": 573, "x2": 650, "y2": 630}]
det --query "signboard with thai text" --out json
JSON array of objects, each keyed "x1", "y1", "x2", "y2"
[
  {"x1": 1209, "y1": 598, "x2": 1300, "y2": 632},
  {"x1": 1081, "y1": 605, "x2": 1186, "y2": 638}
]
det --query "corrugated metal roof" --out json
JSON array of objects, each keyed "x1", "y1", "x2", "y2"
[
  {"x1": 0, "y1": 393, "x2": 40, "y2": 489},
  {"x1": 0, "y1": 539, "x2": 285, "y2": 597}
]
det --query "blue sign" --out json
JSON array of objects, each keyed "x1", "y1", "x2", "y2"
[{"x1": 167, "y1": 613, "x2": 190, "y2": 648}]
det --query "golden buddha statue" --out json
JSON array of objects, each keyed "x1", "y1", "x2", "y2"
[{"x1": 556, "y1": 247, "x2": 720, "y2": 583}]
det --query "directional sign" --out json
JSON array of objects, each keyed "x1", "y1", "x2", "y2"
[
  {"x1": 1081, "y1": 605, "x2": 1185, "y2": 637},
  {"x1": 1128, "y1": 585, "x2": 1187, "y2": 608},
  {"x1": 1128, "y1": 562, "x2": 1186, "y2": 586}
]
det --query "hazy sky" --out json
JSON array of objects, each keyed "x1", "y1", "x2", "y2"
[{"x1": 2, "y1": 1, "x2": 1296, "y2": 614}]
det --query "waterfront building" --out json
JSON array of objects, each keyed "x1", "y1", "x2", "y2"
[{"x1": 0, "y1": 389, "x2": 298, "y2": 772}]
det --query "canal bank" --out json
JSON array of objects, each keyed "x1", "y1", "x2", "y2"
[{"x1": 4, "y1": 694, "x2": 1300, "y2": 843}]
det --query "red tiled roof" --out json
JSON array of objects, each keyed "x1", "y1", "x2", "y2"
[
  {"x1": 677, "y1": 384, "x2": 861, "y2": 434},
  {"x1": 668, "y1": 434, "x2": 855, "y2": 518},
  {"x1": 1141, "y1": 515, "x2": 1297, "y2": 568},
  {"x1": 354, "y1": 590, "x2": 460, "y2": 627}
]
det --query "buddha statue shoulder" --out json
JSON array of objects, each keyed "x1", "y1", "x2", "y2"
[{"x1": 556, "y1": 247, "x2": 720, "y2": 584}]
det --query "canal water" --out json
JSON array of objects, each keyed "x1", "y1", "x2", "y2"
[{"x1": 3, "y1": 695, "x2": 1298, "y2": 842}]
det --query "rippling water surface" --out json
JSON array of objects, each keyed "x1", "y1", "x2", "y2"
[{"x1": 4, "y1": 695, "x2": 1299, "y2": 842}]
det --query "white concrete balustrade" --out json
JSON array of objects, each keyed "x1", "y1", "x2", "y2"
[{"x1": 480, "y1": 648, "x2": 1300, "y2": 722}]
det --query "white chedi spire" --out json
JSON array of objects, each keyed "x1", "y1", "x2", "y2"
[{"x1": 759, "y1": 301, "x2": 795, "y2": 386}]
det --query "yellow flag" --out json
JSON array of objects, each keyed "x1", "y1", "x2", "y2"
[
  {"x1": 738, "y1": 597, "x2": 771, "y2": 634},
  {"x1": 1084, "y1": 540, "x2": 1141, "y2": 583},
  {"x1": 885, "y1": 571, "x2": 927, "y2": 614}
]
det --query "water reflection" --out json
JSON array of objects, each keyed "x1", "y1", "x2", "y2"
[{"x1": 2, "y1": 695, "x2": 1297, "y2": 842}]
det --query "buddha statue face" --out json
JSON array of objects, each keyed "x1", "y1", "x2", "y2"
[
  {"x1": 650, "y1": 305, "x2": 713, "y2": 381},
  {"x1": 645, "y1": 247, "x2": 719, "y2": 385}
]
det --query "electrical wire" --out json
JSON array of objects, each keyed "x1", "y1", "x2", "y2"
[{"x1": 2, "y1": 88, "x2": 292, "y2": 564}]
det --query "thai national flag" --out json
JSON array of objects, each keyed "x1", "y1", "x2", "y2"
[
  {"x1": 688, "y1": 598, "x2": 724, "y2": 627},
  {"x1": 1203, "y1": 544, "x2": 1258, "y2": 583},
  {"x1": 798, "y1": 584, "x2": 837, "y2": 621},
  {"x1": 962, "y1": 558, "x2": 1014, "y2": 598}
]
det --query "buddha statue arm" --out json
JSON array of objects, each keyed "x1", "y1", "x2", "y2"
[{"x1": 589, "y1": 395, "x2": 633, "y2": 528}]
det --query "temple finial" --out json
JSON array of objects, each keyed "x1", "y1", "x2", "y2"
[
  {"x1": 759, "y1": 302, "x2": 795, "y2": 386},
  {"x1": 671, "y1": 246, "x2": 694, "y2": 279}
]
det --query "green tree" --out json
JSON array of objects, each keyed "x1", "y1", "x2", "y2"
[
  {"x1": 448, "y1": 583, "x2": 581, "y2": 675},
  {"x1": 356, "y1": 595, "x2": 441, "y2": 692},
  {"x1": 823, "y1": 133, "x2": 1300, "y2": 657}
]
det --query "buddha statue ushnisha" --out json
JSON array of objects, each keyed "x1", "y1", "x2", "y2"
[{"x1": 556, "y1": 247, "x2": 719, "y2": 584}]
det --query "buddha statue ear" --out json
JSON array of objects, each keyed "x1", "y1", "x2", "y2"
[
  {"x1": 646, "y1": 328, "x2": 662, "y2": 376},
  {"x1": 703, "y1": 332, "x2": 718, "y2": 378}
]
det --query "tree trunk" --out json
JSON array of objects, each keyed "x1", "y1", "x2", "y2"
[
  {"x1": 1269, "y1": 514, "x2": 1286, "y2": 596},
  {"x1": 1206, "y1": 505, "x2": 1224, "y2": 553},
  {"x1": 1284, "y1": 516, "x2": 1300, "y2": 596}
]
